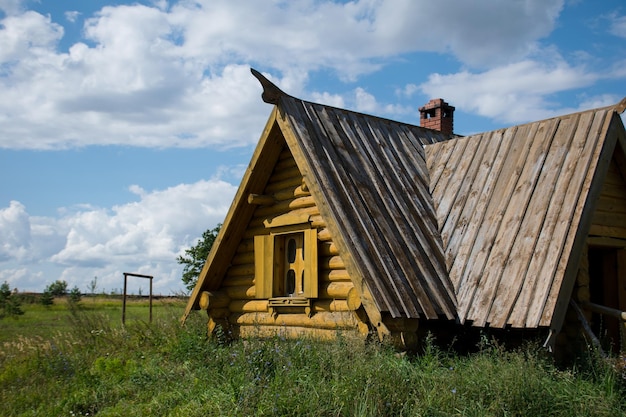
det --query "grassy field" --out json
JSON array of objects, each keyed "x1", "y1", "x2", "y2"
[{"x1": 1, "y1": 297, "x2": 625, "y2": 416}]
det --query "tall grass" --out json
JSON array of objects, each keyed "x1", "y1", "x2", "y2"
[{"x1": 0, "y1": 300, "x2": 624, "y2": 416}]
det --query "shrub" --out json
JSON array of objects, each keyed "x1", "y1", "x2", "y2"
[
  {"x1": 40, "y1": 289, "x2": 54, "y2": 306},
  {"x1": 0, "y1": 281, "x2": 24, "y2": 318},
  {"x1": 45, "y1": 280, "x2": 68, "y2": 297},
  {"x1": 68, "y1": 286, "x2": 82, "y2": 305}
]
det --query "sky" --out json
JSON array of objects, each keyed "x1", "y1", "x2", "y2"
[{"x1": 1, "y1": 0, "x2": 625, "y2": 296}]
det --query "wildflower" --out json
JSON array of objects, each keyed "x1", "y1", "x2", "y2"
[{"x1": 451, "y1": 388, "x2": 457, "y2": 394}]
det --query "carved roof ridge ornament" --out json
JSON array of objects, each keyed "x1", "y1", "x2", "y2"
[{"x1": 250, "y1": 68, "x2": 288, "y2": 105}]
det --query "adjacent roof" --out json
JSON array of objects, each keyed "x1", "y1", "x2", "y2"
[
  {"x1": 185, "y1": 68, "x2": 626, "y2": 333},
  {"x1": 428, "y1": 107, "x2": 625, "y2": 328}
]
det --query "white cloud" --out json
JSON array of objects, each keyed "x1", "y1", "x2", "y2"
[
  {"x1": 0, "y1": 0, "x2": 24, "y2": 15},
  {"x1": 0, "y1": 0, "x2": 569, "y2": 150},
  {"x1": 370, "y1": 0, "x2": 564, "y2": 67},
  {"x1": 0, "y1": 201, "x2": 31, "y2": 261},
  {"x1": 1, "y1": 179, "x2": 236, "y2": 293},
  {"x1": 419, "y1": 59, "x2": 598, "y2": 124},
  {"x1": 64, "y1": 11, "x2": 81, "y2": 23},
  {"x1": 610, "y1": 14, "x2": 626, "y2": 38}
]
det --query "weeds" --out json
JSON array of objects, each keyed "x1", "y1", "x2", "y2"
[{"x1": 0, "y1": 300, "x2": 625, "y2": 416}]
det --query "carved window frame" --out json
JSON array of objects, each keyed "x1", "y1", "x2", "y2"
[{"x1": 254, "y1": 213, "x2": 318, "y2": 309}]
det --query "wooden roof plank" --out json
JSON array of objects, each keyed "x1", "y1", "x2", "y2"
[
  {"x1": 331, "y1": 110, "x2": 425, "y2": 317},
  {"x1": 365, "y1": 119, "x2": 455, "y2": 318},
  {"x1": 428, "y1": 138, "x2": 458, "y2": 194},
  {"x1": 508, "y1": 111, "x2": 594, "y2": 327},
  {"x1": 489, "y1": 114, "x2": 579, "y2": 328},
  {"x1": 451, "y1": 125, "x2": 524, "y2": 321},
  {"x1": 468, "y1": 118, "x2": 560, "y2": 327},
  {"x1": 432, "y1": 136, "x2": 471, "y2": 217},
  {"x1": 539, "y1": 110, "x2": 619, "y2": 328},
  {"x1": 437, "y1": 135, "x2": 485, "y2": 249},
  {"x1": 525, "y1": 109, "x2": 612, "y2": 328},
  {"x1": 277, "y1": 98, "x2": 401, "y2": 333},
  {"x1": 440, "y1": 131, "x2": 503, "y2": 273}
]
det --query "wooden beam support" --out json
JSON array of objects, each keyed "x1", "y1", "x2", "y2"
[{"x1": 248, "y1": 193, "x2": 275, "y2": 206}]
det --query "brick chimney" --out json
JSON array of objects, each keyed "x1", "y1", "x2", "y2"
[{"x1": 419, "y1": 98, "x2": 455, "y2": 135}]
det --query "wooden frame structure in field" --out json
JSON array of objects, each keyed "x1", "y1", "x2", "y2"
[
  {"x1": 184, "y1": 68, "x2": 626, "y2": 353},
  {"x1": 122, "y1": 272, "x2": 153, "y2": 325}
]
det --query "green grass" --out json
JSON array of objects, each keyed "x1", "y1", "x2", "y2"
[{"x1": 0, "y1": 299, "x2": 624, "y2": 416}]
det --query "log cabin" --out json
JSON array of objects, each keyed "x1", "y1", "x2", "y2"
[{"x1": 183, "y1": 68, "x2": 626, "y2": 356}]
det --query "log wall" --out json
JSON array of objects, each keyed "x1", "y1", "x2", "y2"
[
  {"x1": 589, "y1": 158, "x2": 626, "y2": 239},
  {"x1": 210, "y1": 146, "x2": 367, "y2": 337}
]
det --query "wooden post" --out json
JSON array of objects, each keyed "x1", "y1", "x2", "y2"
[
  {"x1": 122, "y1": 273, "x2": 128, "y2": 325},
  {"x1": 122, "y1": 272, "x2": 154, "y2": 325}
]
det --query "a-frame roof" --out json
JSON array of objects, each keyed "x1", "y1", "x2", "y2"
[
  {"x1": 427, "y1": 106, "x2": 626, "y2": 329},
  {"x1": 185, "y1": 68, "x2": 626, "y2": 333}
]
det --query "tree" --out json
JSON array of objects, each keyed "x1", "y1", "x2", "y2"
[
  {"x1": 178, "y1": 224, "x2": 221, "y2": 292},
  {"x1": 40, "y1": 288, "x2": 54, "y2": 307},
  {"x1": 88, "y1": 276, "x2": 98, "y2": 296},
  {"x1": 46, "y1": 280, "x2": 68, "y2": 297},
  {"x1": 68, "y1": 286, "x2": 82, "y2": 305},
  {"x1": 0, "y1": 281, "x2": 24, "y2": 318}
]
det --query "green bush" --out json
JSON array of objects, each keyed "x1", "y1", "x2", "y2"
[
  {"x1": 40, "y1": 289, "x2": 54, "y2": 306},
  {"x1": 0, "y1": 282, "x2": 24, "y2": 319},
  {"x1": 45, "y1": 280, "x2": 68, "y2": 297},
  {"x1": 68, "y1": 286, "x2": 82, "y2": 305}
]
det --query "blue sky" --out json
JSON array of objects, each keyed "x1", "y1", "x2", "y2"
[{"x1": 1, "y1": 0, "x2": 625, "y2": 295}]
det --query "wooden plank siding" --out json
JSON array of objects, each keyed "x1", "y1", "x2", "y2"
[{"x1": 278, "y1": 95, "x2": 457, "y2": 320}]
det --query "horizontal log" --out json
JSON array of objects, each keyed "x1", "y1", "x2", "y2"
[
  {"x1": 222, "y1": 274, "x2": 254, "y2": 287},
  {"x1": 313, "y1": 299, "x2": 351, "y2": 312},
  {"x1": 230, "y1": 311, "x2": 360, "y2": 330},
  {"x1": 264, "y1": 175, "x2": 302, "y2": 193},
  {"x1": 274, "y1": 154, "x2": 297, "y2": 169},
  {"x1": 318, "y1": 228, "x2": 332, "y2": 242},
  {"x1": 230, "y1": 251, "x2": 255, "y2": 266},
  {"x1": 310, "y1": 215, "x2": 326, "y2": 229},
  {"x1": 227, "y1": 263, "x2": 255, "y2": 277},
  {"x1": 253, "y1": 196, "x2": 317, "y2": 218},
  {"x1": 237, "y1": 325, "x2": 361, "y2": 341},
  {"x1": 588, "y1": 224, "x2": 626, "y2": 240},
  {"x1": 229, "y1": 299, "x2": 269, "y2": 313},
  {"x1": 227, "y1": 298, "x2": 353, "y2": 313},
  {"x1": 273, "y1": 185, "x2": 310, "y2": 201},
  {"x1": 248, "y1": 194, "x2": 275, "y2": 206},
  {"x1": 320, "y1": 256, "x2": 345, "y2": 270},
  {"x1": 319, "y1": 281, "x2": 354, "y2": 299},
  {"x1": 199, "y1": 291, "x2": 230, "y2": 310},
  {"x1": 319, "y1": 242, "x2": 339, "y2": 256},
  {"x1": 235, "y1": 238, "x2": 254, "y2": 254},
  {"x1": 320, "y1": 269, "x2": 351, "y2": 282},
  {"x1": 225, "y1": 285, "x2": 256, "y2": 299},
  {"x1": 268, "y1": 164, "x2": 301, "y2": 182}
]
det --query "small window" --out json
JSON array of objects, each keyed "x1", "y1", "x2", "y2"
[
  {"x1": 254, "y1": 225, "x2": 318, "y2": 301},
  {"x1": 282, "y1": 233, "x2": 305, "y2": 296}
]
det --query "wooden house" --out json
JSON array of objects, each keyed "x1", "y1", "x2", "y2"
[{"x1": 184, "y1": 68, "x2": 626, "y2": 353}]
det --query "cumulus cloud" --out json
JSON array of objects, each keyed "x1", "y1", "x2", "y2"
[
  {"x1": 0, "y1": 179, "x2": 236, "y2": 293},
  {"x1": 419, "y1": 59, "x2": 599, "y2": 124},
  {"x1": 0, "y1": 201, "x2": 31, "y2": 261},
  {"x1": 0, "y1": 0, "x2": 570, "y2": 150}
]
